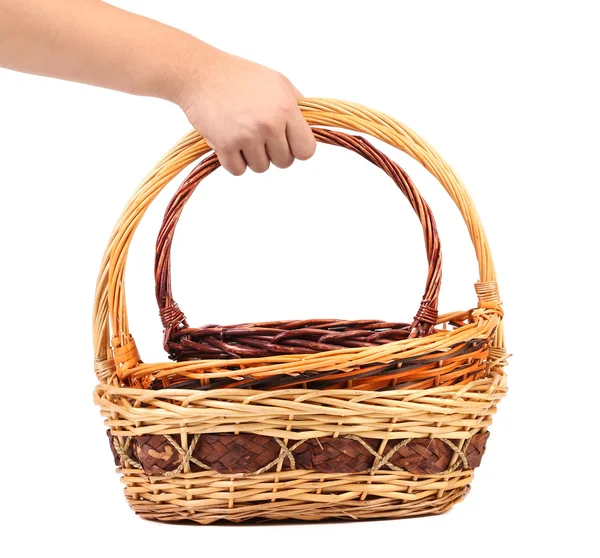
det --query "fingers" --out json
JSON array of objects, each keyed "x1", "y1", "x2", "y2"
[
  {"x1": 286, "y1": 107, "x2": 317, "y2": 161},
  {"x1": 210, "y1": 89, "x2": 315, "y2": 175},
  {"x1": 215, "y1": 132, "x2": 271, "y2": 175},
  {"x1": 217, "y1": 148, "x2": 247, "y2": 176},
  {"x1": 180, "y1": 57, "x2": 316, "y2": 176},
  {"x1": 280, "y1": 76, "x2": 317, "y2": 162},
  {"x1": 217, "y1": 111, "x2": 315, "y2": 175},
  {"x1": 240, "y1": 137, "x2": 270, "y2": 173},
  {"x1": 266, "y1": 131, "x2": 294, "y2": 169}
]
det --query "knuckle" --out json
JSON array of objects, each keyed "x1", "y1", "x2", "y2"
[
  {"x1": 218, "y1": 138, "x2": 239, "y2": 153},
  {"x1": 237, "y1": 132, "x2": 254, "y2": 146},
  {"x1": 258, "y1": 117, "x2": 278, "y2": 136},
  {"x1": 232, "y1": 125, "x2": 255, "y2": 146},
  {"x1": 280, "y1": 100, "x2": 297, "y2": 116}
]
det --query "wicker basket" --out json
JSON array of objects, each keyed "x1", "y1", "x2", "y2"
[{"x1": 93, "y1": 98, "x2": 507, "y2": 524}]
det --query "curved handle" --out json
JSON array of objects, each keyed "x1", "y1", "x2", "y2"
[
  {"x1": 154, "y1": 128, "x2": 442, "y2": 358},
  {"x1": 93, "y1": 99, "x2": 503, "y2": 384}
]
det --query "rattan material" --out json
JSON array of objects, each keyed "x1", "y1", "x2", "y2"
[
  {"x1": 123, "y1": 471, "x2": 472, "y2": 523},
  {"x1": 154, "y1": 129, "x2": 442, "y2": 387},
  {"x1": 92, "y1": 98, "x2": 507, "y2": 524}
]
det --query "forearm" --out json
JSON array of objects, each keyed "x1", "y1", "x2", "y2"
[
  {"x1": 0, "y1": 0, "x2": 216, "y2": 103},
  {"x1": 0, "y1": 0, "x2": 316, "y2": 175}
]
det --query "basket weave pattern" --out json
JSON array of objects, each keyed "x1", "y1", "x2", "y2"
[
  {"x1": 109, "y1": 430, "x2": 490, "y2": 475},
  {"x1": 93, "y1": 99, "x2": 507, "y2": 524},
  {"x1": 155, "y1": 129, "x2": 442, "y2": 373}
]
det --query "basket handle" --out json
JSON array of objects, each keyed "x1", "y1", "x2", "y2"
[
  {"x1": 155, "y1": 128, "x2": 442, "y2": 353},
  {"x1": 93, "y1": 99, "x2": 503, "y2": 382}
]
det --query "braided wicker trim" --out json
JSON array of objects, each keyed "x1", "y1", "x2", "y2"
[{"x1": 108, "y1": 431, "x2": 489, "y2": 476}]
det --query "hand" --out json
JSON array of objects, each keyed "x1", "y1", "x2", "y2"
[
  {"x1": 175, "y1": 50, "x2": 317, "y2": 175},
  {"x1": 0, "y1": 2, "x2": 315, "y2": 177}
]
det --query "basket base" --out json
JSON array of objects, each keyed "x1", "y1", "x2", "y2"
[{"x1": 120, "y1": 468, "x2": 472, "y2": 524}]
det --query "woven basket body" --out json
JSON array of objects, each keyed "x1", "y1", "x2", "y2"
[{"x1": 93, "y1": 99, "x2": 507, "y2": 524}]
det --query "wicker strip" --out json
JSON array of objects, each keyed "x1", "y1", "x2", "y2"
[{"x1": 112, "y1": 336, "x2": 141, "y2": 374}]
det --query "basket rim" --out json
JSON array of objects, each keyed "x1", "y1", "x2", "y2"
[{"x1": 95, "y1": 369, "x2": 506, "y2": 399}]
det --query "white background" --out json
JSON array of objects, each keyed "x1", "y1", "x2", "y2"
[{"x1": 1, "y1": 1, "x2": 598, "y2": 556}]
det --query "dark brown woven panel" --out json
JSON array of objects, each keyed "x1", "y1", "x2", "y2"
[
  {"x1": 154, "y1": 128, "x2": 443, "y2": 377},
  {"x1": 198, "y1": 433, "x2": 283, "y2": 474},
  {"x1": 133, "y1": 435, "x2": 183, "y2": 474},
  {"x1": 465, "y1": 430, "x2": 490, "y2": 468},
  {"x1": 108, "y1": 431, "x2": 490, "y2": 475},
  {"x1": 294, "y1": 437, "x2": 379, "y2": 473},
  {"x1": 107, "y1": 431, "x2": 122, "y2": 466},
  {"x1": 389, "y1": 438, "x2": 454, "y2": 474}
]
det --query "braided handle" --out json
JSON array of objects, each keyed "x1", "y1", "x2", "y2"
[
  {"x1": 154, "y1": 128, "x2": 442, "y2": 355},
  {"x1": 93, "y1": 99, "x2": 502, "y2": 380}
]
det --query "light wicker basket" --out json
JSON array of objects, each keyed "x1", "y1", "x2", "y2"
[{"x1": 93, "y1": 98, "x2": 507, "y2": 524}]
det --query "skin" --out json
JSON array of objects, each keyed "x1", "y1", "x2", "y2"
[{"x1": 0, "y1": 0, "x2": 317, "y2": 175}]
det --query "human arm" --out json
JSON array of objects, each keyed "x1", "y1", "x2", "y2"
[{"x1": 0, "y1": 0, "x2": 316, "y2": 174}]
